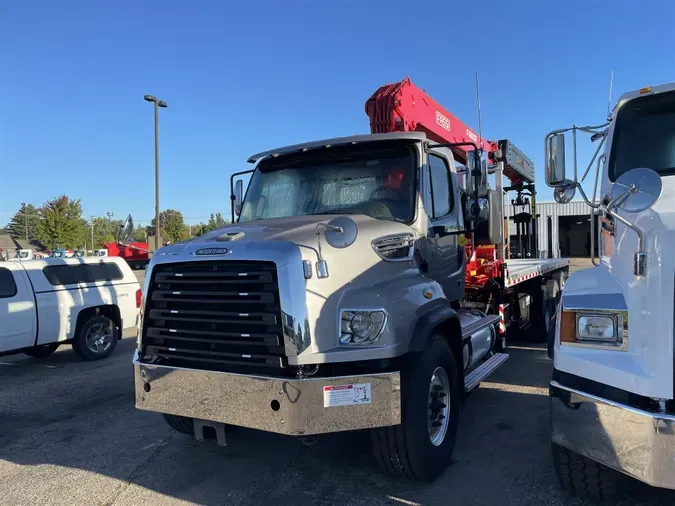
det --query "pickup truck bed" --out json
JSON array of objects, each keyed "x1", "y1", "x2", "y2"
[{"x1": 503, "y1": 258, "x2": 570, "y2": 288}]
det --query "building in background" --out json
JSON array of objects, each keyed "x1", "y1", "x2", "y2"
[{"x1": 504, "y1": 200, "x2": 598, "y2": 259}]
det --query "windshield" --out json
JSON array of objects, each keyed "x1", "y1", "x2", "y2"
[
  {"x1": 239, "y1": 143, "x2": 417, "y2": 223},
  {"x1": 609, "y1": 91, "x2": 675, "y2": 180}
]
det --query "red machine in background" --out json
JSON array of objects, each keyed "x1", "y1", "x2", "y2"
[{"x1": 100, "y1": 242, "x2": 150, "y2": 270}]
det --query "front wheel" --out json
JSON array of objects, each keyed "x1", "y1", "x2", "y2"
[
  {"x1": 552, "y1": 442, "x2": 629, "y2": 502},
  {"x1": 371, "y1": 338, "x2": 459, "y2": 482}
]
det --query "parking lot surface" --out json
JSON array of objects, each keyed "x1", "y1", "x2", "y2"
[{"x1": 1, "y1": 259, "x2": 672, "y2": 506}]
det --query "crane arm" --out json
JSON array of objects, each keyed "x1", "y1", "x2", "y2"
[
  {"x1": 365, "y1": 77, "x2": 534, "y2": 184},
  {"x1": 365, "y1": 77, "x2": 497, "y2": 166}
]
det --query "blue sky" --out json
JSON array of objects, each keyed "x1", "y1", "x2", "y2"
[{"x1": 1, "y1": 0, "x2": 674, "y2": 227}]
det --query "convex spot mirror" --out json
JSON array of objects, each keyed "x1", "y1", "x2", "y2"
[
  {"x1": 610, "y1": 168, "x2": 662, "y2": 213},
  {"x1": 554, "y1": 183, "x2": 576, "y2": 204},
  {"x1": 546, "y1": 133, "x2": 567, "y2": 187}
]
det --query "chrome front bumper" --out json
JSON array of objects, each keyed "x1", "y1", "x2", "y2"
[
  {"x1": 551, "y1": 380, "x2": 675, "y2": 489},
  {"x1": 134, "y1": 351, "x2": 401, "y2": 436}
]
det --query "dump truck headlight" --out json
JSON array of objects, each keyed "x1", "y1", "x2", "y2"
[
  {"x1": 559, "y1": 309, "x2": 627, "y2": 350},
  {"x1": 340, "y1": 310, "x2": 387, "y2": 344}
]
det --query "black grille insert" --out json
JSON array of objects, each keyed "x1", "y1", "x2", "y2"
[{"x1": 141, "y1": 260, "x2": 286, "y2": 373}]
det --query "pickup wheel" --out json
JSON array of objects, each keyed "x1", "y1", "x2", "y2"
[
  {"x1": 552, "y1": 442, "x2": 629, "y2": 502},
  {"x1": 23, "y1": 343, "x2": 59, "y2": 358},
  {"x1": 72, "y1": 315, "x2": 118, "y2": 361},
  {"x1": 163, "y1": 414, "x2": 194, "y2": 435},
  {"x1": 371, "y1": 338, "x2": 459, "y2": 482}
]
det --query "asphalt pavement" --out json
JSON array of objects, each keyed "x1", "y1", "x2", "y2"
[{"x1": 1, "y1": 260, "x2": 673, "y2": 505}]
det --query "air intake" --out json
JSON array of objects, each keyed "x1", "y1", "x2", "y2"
[{"x1": 371, "y1": 233, "x2": 415, "y2": 262}]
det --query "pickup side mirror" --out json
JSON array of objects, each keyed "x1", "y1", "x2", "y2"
[
  {"x1": 546, "y1": 133, "x2": 567, "y2": 187},
  {"x1": 233, "y1": 180, "x2": 244, "y2": 216}
]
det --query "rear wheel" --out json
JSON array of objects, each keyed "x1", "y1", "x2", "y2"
[
  {"x1": 371, "y1": 338, "x2": 460, "y2": 482},
  {"x1": 72, "y1": 315, "x2": 118, "y2": 361},
  {"x1": 552, "y1": 442, "x2": 629, "y2": 502},
  {"x1": 530, "y1": 285, "x2": 551, "y2": 343},
  {"x1": 23, "y1": 343, "x2": 59, "y2": 358}
]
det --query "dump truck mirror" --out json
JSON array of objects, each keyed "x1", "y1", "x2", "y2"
[
  {"x1": 234, "y1": 180, "x2": 244, "y2": 216},
  {"x1": 610, "y1": 167, "x2": 662, "y2": 213},
  {"x1": 546, "y1": 134, "x2": 567, "y2": 186},
  {"x1": 119, "y1": 214, "x2": 134, "y2": 243},
  {"x1": 554, "y1": 184, "x2": 576, "y2": 204}
]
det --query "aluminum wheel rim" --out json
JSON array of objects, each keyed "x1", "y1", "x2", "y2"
[
  {"x1": 85, "y1": 323, "x2": 113, "y2": 354},
  {"x1": 428, "y1": 366, "x2": 450, "y2": 447}
]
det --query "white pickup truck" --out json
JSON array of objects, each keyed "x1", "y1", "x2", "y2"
[{"x1": 0, "y1": 257, "x2": 141, "y2": 360}]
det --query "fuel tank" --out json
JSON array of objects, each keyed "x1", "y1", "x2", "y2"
[{"x1": 458, "y1": 308, "x2": 496, "y2": 371}]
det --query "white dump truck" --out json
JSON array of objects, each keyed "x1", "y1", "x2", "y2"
[{"x1": 546, "y1": 82, "x2": 675, "y2": 500}]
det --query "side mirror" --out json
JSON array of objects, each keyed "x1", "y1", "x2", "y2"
[
  {"x1": 610, "y1": 167, "x2": 662, "y2": 213},
  {"x1": 118, "y1": 214, "x2": 134, "y2": 243},
  {"x1": 233, "y1": 180, "x2": 244, "y2": 216},
  {"x1": 554, "y1": 184, "x2": 576, "y2": 204},
  {"x1": 546, "y1": 133, "x2": 567, "y2": 186}
]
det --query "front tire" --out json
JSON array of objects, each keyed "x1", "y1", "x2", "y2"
[
  {"x1": 23, "y1": 343, "x2": 59, "y2": 358},
  {"x1": 163, "y1": 414, "x2": 194, "y2": 435},
  {"x1": 552, "y1": 442, "x2": 628, "y2": 502},
  {"x1": 371, "y1": 338, "x2": 459, "y2": 482},
  {"x1": 72, "y1": 315, "x2": 118, "y2": 361}
]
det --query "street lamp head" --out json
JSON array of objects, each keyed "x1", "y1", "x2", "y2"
[
  {"x1": 158, "y1": 100, "x2": 168, "y2": 108},
  {"x1": 144, "y1": 95, "x2": 157, "y2": 103}
]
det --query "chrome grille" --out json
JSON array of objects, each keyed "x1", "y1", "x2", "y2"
[{"x1": 141, "y1": 260, "x2": 285, "y2": 373}]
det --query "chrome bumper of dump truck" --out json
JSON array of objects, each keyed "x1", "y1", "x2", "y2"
[
  {"x1": 551, "y1": 380, "x2": 675, "y2": 489},
  {"x1": 134, "y1": 351, "x2": 401, "y2": 436}
]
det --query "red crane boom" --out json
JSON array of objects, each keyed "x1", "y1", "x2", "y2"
[{"x1": 365, "y1": 77, "x2": 498, "y2": 166}]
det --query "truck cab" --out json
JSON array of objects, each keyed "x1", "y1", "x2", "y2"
[{"x1": 545, "y1": 83, "x2": 675, "y2": 499}]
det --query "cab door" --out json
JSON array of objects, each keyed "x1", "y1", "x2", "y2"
[
  {"x1": 0, "y1": 263, "x2": 36, "y2": 352},
  {"x1": 423, "y1": 149, "x2": 465, "y2": 300}
]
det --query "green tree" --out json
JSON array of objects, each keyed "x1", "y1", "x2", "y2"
[
  {"x1": 129, "y1": 226, "x2": 147, "y2": 242},
  {"x1": 207, "y1": 212, "x2": 227, "y2": 230},
  {"x1": 37, "y1": 196, "x2": 87, "y2": 249},
  {"x1": 147, "y1": 209, "x2": 189, "y2": 244},
  {"x1": 7, "y1": 203, "x2": 41, "y2": 240}
]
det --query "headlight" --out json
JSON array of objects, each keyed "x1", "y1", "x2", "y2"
[
  {"x1": 577, "y1": 315, "x2": 615, "y2": 340},
  {"x1": 559, "y1": 309, "x2": 627, "y2": 350},
  {"x1": 340, "y1": 310, "x2": 386, "y2": 345}
]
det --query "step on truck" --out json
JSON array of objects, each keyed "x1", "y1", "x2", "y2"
[
  {"x1": 546, "y1": 83, "x2": 675, "y2": 500},
  {"x1": 133, "y1": 78, "x2": 568, "y2": 481}
]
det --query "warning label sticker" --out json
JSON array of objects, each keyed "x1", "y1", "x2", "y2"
[{"x1": 323, "y1": 383, "x2": 372, "y2": 408}]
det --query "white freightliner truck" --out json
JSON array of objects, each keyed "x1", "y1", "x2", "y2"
[
  {"x1": 546, "y1": 82, "x2": 675, "y2": 500},
  {"x1": 133, "y1": 79, "x2": 569, "y2": 481}
]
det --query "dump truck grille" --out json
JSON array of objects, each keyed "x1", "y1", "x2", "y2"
[{"x1": 142, "y1": 260, "x2": 286, "y2": 373}]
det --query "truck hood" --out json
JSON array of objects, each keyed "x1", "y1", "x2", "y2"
[{"x1": 164, "y1": 214, "x2": 414, "y2": 253}]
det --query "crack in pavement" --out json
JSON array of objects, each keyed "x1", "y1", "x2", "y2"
[{"x1": 99, "y1": 436, "x2": 171, "y2": 506}]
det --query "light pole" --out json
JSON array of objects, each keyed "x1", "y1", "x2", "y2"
[
  {"x1": 21, "y1": 202, "x2": 27, "y2": 240},
  {"x1": 90, "y1": 216, "x2": 95, "y2": 249},
  {"x1": 106, "y1": 212, "x2": 114, "y2": 233},
  {"x1": 144, "y1": 94, "x2": 168, "y2": 251}
]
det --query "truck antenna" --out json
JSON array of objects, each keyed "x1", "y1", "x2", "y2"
[
  {"x1": 606, "y1": 69, "x2": 614, "y2": 120},
  {"x1": 475, "y1": 72, "x2": 483, "y2": 147}
]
